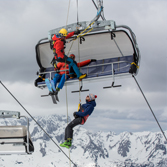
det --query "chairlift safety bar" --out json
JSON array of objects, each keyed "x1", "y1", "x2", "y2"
[
  {"x1": 37, "y1": 60, "x2": 131, "y2": 88},
  {"x1": 38, "y1": 60, "x2": 131, "y2": 79}
]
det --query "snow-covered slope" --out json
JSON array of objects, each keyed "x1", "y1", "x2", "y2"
[{"x1": 0, "y1": 114, "x2": 166, "y2": 167}]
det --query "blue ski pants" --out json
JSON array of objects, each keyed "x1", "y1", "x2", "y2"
[{"x1": 53, "y1": 73, "x2": 69, "y2": 89}]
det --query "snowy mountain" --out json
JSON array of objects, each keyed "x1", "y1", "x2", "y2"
[{"x1": 0, "y1": 114, "x2": 166, "y2": 167}]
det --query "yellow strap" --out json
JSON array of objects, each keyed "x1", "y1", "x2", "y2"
[
  {"x1": 54, "y1": 63, "x2": 57, "y2": 68},
  {"x1": 131, "y1": 62, "x2": 139, "y2": 69},
  {"x1": 77, "y1": 103, "x2": 81, "y2": 111},
  {"x1": 73, "y1": 21, "x2": 95, "y2": 41}
]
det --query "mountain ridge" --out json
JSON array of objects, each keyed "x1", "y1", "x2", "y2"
[{"x1": 0, "y1": 114, "x2": 166, "y2": 167}]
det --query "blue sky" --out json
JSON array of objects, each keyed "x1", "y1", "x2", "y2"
[{"x1": 0, "y1": 0, "x2": 166, "y2": 135}]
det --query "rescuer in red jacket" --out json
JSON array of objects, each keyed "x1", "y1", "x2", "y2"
[{"x1": 51, "y1": 28, "x2": 87, "y2": 80}]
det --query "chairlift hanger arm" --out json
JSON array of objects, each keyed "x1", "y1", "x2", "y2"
[
  {"x1": 90, "y1": 0, "x2": 104, "y2": 25},
  {"x1": 92, "y1": 0, "x2": 105, "y2": 21}
]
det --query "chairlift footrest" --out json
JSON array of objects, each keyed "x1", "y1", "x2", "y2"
[
  {"x1": 71, "y1": 89, "x2": 89, "y2": 93},
  {"x1": 103, "y1": 85, "x2": 121, "y2": 89},
  {"x1": 41, "y1": 94, "x2": 49, "y2": 97}
]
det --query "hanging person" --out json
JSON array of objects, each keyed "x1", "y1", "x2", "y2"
[
  {"x1": 51, "y1": 28, "x2": 87, "y2": 80},
  {"x1": 60, "y1": 94, "x2": 97, "y2": 149}
]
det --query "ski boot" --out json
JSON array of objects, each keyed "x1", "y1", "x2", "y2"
[
  {"x1": 60, "y1": 140, "x2": 72, "y2": 149},
  {"x1": 79, "y1": 73, "x2": 87, "y2": 80},
  {"x1": 55, "y1": 87, "x2": 60, "y2": 95},
  {"x1": 53, "y1": 87, "x2": 60, "y2": 102}
]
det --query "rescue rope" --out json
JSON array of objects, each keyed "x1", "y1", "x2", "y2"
[
  {"x1": 66, "y1": 0, "x2": 71, "y2": 28},
  {"x1": 77, "y1": 37, "x2": 82, "y2": 104},
  {"x1": 75, "y1": 21, "x2": 95, "y2": 40},
  {"x1": 76, "y1": 0, "x2": 79, "y2": 25},
  {"x1": 65, "y1": 1, "x2": 72, "y2": 166},
  {"x1": 0, "y1": 81, "x2": 77, "y2": 166},
  {"x1": 132, "y1": 75, "x2": 167, "y2": 142}
]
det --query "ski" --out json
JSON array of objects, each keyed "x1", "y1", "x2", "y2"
[
  {"x1": 44, "y1": 79, "x2": 57, "y2": 104},
  {"x1": 50, "y1": 80, "x2": 59, "y2": 102}
]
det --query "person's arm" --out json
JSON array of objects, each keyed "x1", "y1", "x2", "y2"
[
  {"x1": 66, "y1": 31, "x2": 75, "y2": 39},
  {"x1": 77, "y1": 60, "x2": 91, "y2": 67},
  {"x1": 66, "y1": 30, "x2": 80, "y2": 39},
  {"x1": 75, "y1": 105, "x2": 94, "y2": 117},
  {"x1": 55, "y1": 40, "x2": 65, "y2": 58},
  {"x1": 77, "y1": 59, "x2": 97, "y2": 67}
]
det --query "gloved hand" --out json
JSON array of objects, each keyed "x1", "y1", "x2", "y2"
[
  {"x1": 74, "y1": 29, "x2": 80, "y2": 35},
  {"x1": 91, "y1": 59, "x2": 96, "y2": 62},
  {"x1": 73, "y1": 112, "x2": 79, "y2": 118},
  {"x1": 54, "y1": 67, "x2": 58, "y2": 72}
]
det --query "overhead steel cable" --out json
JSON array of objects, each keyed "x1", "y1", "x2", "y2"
[
  {"x1": 0, "y1": 81, "x2": 77, "y2": 167},
  {"x1": 76, "y1": 0, "x2": 79, "y2": 25},
  {"x1": 65, "y1": 1, "x2": 72, "y2": 167},
  {"x1": 66, "y1": 0, "x2": 71, "y2": 29},
  {"x1": 132, "y1": 75, "x2": 167, "y2": 142}
]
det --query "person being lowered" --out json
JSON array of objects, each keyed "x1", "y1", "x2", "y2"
[
  {"x1": 53, "y1": 54, "x2": 92, "y2": 95},
  {"x1": 51, "y1": 28, "x2": 87, "y2": 80},
  {"x1": 60, "y1": 94, "x2": 97, "y2": 149}
]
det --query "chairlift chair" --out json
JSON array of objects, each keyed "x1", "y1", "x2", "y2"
[
  {"x1": 0, "y1": 110, "x2": 34, "y2": 155},
  {"x1": 35, "y1": 20, "x2": 140, "y2": 90}
]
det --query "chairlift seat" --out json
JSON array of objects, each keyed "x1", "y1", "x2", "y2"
[{"x1": 0, "y1": 126, "x2": 27, "y2": 138}]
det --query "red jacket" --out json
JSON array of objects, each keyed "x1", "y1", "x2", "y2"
[
  {"x1": 56, "y1": 59, "x2": 91, "y2": 75},
  {"x1": 52, "y1": 32, "x2": 75, "y2": 59}
]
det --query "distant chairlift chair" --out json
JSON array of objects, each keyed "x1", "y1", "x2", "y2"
[{"x1": 0, "y1": 110, "x2": 34, "y2": 155}]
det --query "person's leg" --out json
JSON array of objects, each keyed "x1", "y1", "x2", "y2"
[
  {"x1": 53, "y1": 73, "x2": 61, "y2": 87},
  {"x1": 65, "y1": 57, "x2": 82, "y2": 78},
  {"x1": 57, "y1": 56, "x2": 87, "y2": 79},
  {"x1": 57, "y1": 74, "x2": 69, "y2": 89},
  {"x1": 65, "y1": 117, "x2": 82, "y2": 140},
  {"x1": 61, "y1": 117, "x2": 82, "y2": 148}
]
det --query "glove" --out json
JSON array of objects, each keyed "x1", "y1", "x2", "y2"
[
  {"x1": 73, "y1": 112, "x2": 79, "y2": 118},
  {"x1": 74, "y1": 29, "x2": 80, "y2": 35},
  {"x1": 91, "y1": 59, "x2": 96, "y2": 62},
  {"x1": 54, "y1": 67, "x2": 58, "y2": 72}
]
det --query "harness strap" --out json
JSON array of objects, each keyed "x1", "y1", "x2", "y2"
[
  {"x1": 39, "y1": 75, "x2": 45, "y2": 81},
  {"x1": 131, "y1": 62, "x2": 139, "y2": 69}
]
